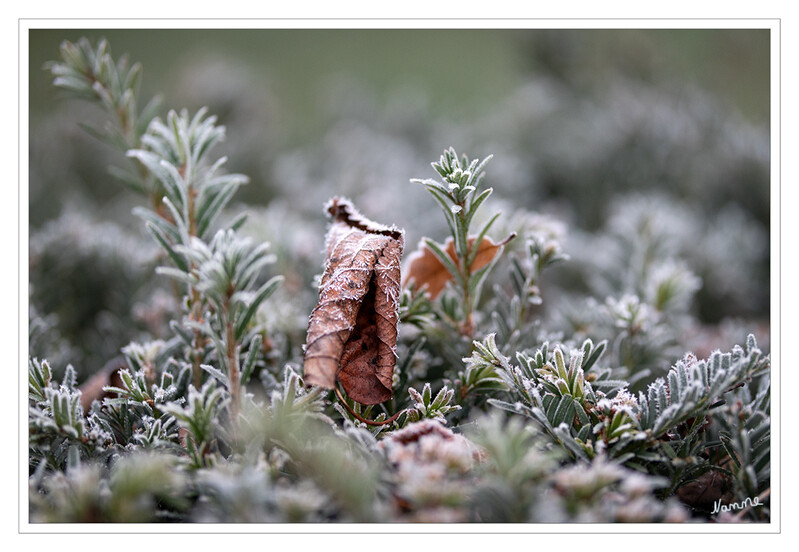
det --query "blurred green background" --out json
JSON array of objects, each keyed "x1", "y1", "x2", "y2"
[
  {"x1": 28, "y1": 28, "x2": 771, "y2": 375},
  {"x1": 30, "y1": 28, "x2": 769, "y2": 134}
]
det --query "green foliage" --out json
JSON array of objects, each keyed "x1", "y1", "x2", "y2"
[
  {"x1": 31, "y1": 453, "x2": 189, "y2": 522},
  {"x1": 399, "y1": 383, "x2": 461, "y2": 425},
  {"x1": 492, "y1": 234, "x2": 569, "y2": 348},
  {"x1": 398, "y1": 285, "x2": 435, "y2": 328},
  {"x1": 161, "y1": 230, "x2": 282, "y2": 342},
  {"x1": 159, "y1": 381, "x2": 229, "y2": 468},
  {"x1": 28, "y1": 359, "x2": 113, "y2": 472},
  {"x1": 412, "y1": 147, "x2": 515, "y2": 336},
  {"x1": 29, "y1": 36, "x2": 771, "y2": 524},
  {"x1": 130, "y1": 107, "x2": 248, "y2": 245},
  {"x1": 457, "y1": 333, "x2": 510, "y2": 401},
  {"x1": 466, "y1": 413, "x2": 560, "y2": 522},
  {"x1": 46, "y1": 37, "x2": 161, "y2": 196},
  {"x1": 28, "y1": 358, "x2": 52, "y2": 404},
  {"x1": 717, "y1": 393, "x2": 771, "y2": 505},
  {"x1": 487, "y1": 331, "x2": 770, "y2": 519}
]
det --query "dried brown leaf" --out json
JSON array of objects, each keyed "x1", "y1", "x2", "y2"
[
  {"x1": 303, "y1": 197, "x2": 405, "y2": 405},
  {"x1": 403, "y1": 235, "x2": 508, "y2": 299},
  {"x1": 675, "y1": 469, "x2": 733, "y2": 510}
]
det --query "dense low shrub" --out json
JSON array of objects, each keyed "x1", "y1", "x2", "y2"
[{"x1": 28, "y1": 36, "x2": 770, "y2": 524}]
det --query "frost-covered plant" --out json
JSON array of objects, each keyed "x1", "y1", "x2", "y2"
[
  {"x1": 46, "y1": 37, "x2": 162, "y2": 200},
  {"x1": 400, "y1": 383, "x2": 462, "y2": 425},
  {"x1": 485, "y1": 332, "x2": 770, "y2": 518},
  {"x1": 29, "y1": 36, "x2": 771, "y2": 525},
  {"x1": 32, "y1": 37, "x2": 284, "y2": 504},
  {"x1": 410, "y1": 147, "x2": 515, "y2": 336}
]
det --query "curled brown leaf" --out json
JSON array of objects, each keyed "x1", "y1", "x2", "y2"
[
  {"x1": 303, "y1": 197, "x2": 405, "y2": 405},
  {"x1": 403, "y1": 235, "x2": 513, "y2": 299}
]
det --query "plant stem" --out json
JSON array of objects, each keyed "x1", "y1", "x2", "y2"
[
  {"x1": 460, "y1": 288, "x2": 475, "y2": 336},
  {"x1": 458, "y1": 231, "x2": 475, "y2": 337},
  {"x1": 224, "y1": 299, "x2": 241, "y2": 429},
  {"x1": 189, "y1": 288, "x2": 205, "y2": 389},
  {"x1": 456, "y1": 206, "x2": 479, "y2": 337},
  {"x1": 185, "y1": 173, "x2": 204, "y2": 388}
]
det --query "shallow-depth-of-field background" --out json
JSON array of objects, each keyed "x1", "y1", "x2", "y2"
[{"x1": 29, "y1": 28, "x2": 770, "y2": 374}]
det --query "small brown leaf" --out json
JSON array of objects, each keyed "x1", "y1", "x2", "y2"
[
  {"x1": 403, "y1": 235, "x2": 512, "y2": 299},
  {"x1": 676, "y1": 469, "x2": 733, "y2": 510},
  {"x1": 303, "y1": 197, "x2": 405, "y2": 405}
]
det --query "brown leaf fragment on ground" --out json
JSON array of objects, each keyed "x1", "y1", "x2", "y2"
[
  {"x1": 380, "y1": 420, "x2": 483, "y2": 520},
  {"x1": 303, "y1": 197, "x2": 405, "y2": 405},
  {"x1": 403, "y1": 235, "x2": 512, "y2": 299},
  {"x1": 78, "y1": 356, "x2": 126, "y2": 414},
  {"x1": 675, "y1": 469, "x2": 733, "y2": 511}
]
